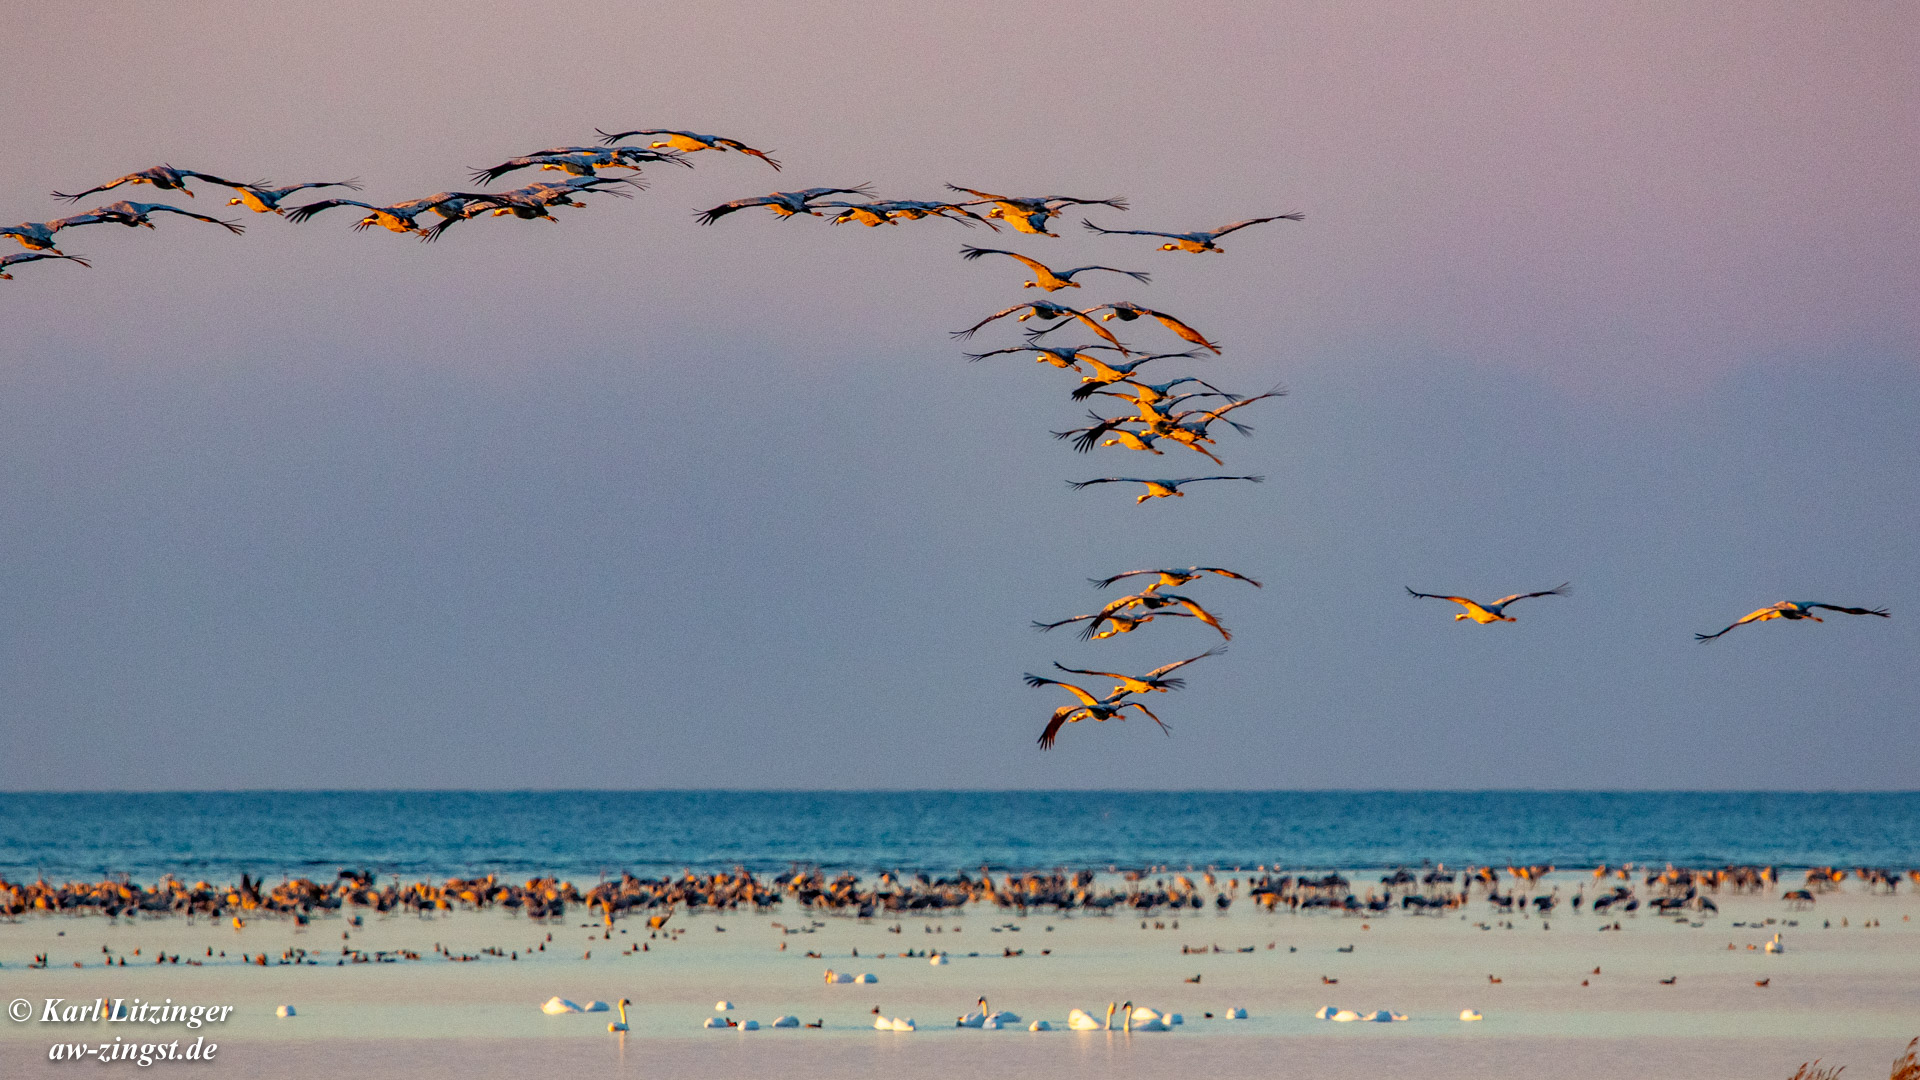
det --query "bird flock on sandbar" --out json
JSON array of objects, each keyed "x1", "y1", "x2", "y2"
[{"x1": 6, "y1": 127, "x2": 1893, "y2": 749}]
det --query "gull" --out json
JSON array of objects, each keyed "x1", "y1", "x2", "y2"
[
  {"x1": 958, "y1": 246, "x2": 1149, "y2": 291},
  {"x1": 85, "y1": 201, "x2": 245, "y2": 234},
  {"x1": 1022, "y1": 675, "x2": 1167, "y2": 750},
  {"x1": 945, "y1": 186, "x2": 1127, "y2": 236},
  {"x1": 951, "y1": 302, "x2": 1127, "y2": 352},
  {"x1": 1082, "y1": 212, "x2": 1304, "y2": 253},
  {"x1": 595, "y1": 128, "x2": 781, "y2": 169},
  {"x1": 1406, "y1": 584, "x2": 1571, "y2": 623},
  {"x1": 1092, "y1": 567, "x2": 1264, "y2": 592},
  {"x1": 0, "y1": 251, "x2": 90, "y2": 279},
  {"x1": 696, "y1": 186, "x2": 874, "y2": 225},
  {"x1": 222, "y1": 179, "x2": 362, "y2": 214},
  {"x1": 3, "y1": 214, "x2": 115, "y2": 252},
  {"x1": 1094, "y1": 302, "x2": 1221, "y2": 353},
  {"x1": 1067, "y1": 475, "x2": 1262, "y2": 503},
  {"x1": 1050, "y1": 647, "x2": 1224, "y2": 696},
  {"x1": 1694, "y1": 601, "x2": 1890, "y2": 642},
  {"x1": 53, "y1": 164, "x2": 259, "y2": 203}
]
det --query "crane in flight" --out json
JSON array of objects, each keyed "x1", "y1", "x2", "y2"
[
  {"x1": 959, "y1": 246, "x2": 1149, "y2": 291},
  {"x1": 596, "y1": 128, "x2": 781, "y2": 169},
  {"x1": 221, "y1": 179, "x2": 363, "y2": 214},
  {"x1": 1094, "y1": 302, "x2": 1221, "y2": 354},
  {"x1": 1091, "y1": 567, "x2": 1263, "y2": 592},
  {"x1": 1067, "y1": 475, "x2": 1263, "y2": 503},
  {"x1": 1081, "y1": 212, "x2": 1304, "y2": 253},
  {"x1": 951, "y1": 302, "x2": 1128, "y2": 353},
  {"x1": 945, "y1": 186, "x2": 1127, "y2": 236},
  {"x1": 696, "y1": 186, "x2": 874, "y2": 224},
  {"x1": 1022, "y1": 675, "x2": 1168, "y2": 750},
  {"x1": 85, "y1": 201, "x2": 245, "y2": 234},
  {"x1": 3, "y1": 213, "x2": 116, "y2": 252},
  {"x1": 1051, "y1": 647, "x2": 1224, "y2": 697},
  {"x1": 53, "y1": 164, "x2": 259, "y2": 203},
  {"x1": 1406, "y1": 584, "x2": 1570, "y2": 623},
  {"x1": 0, "y1": 251, "x2": 90, "y2": 279},
  {"x1": 1694, "y1": 601, "x2": 1889, "y2": 642}
]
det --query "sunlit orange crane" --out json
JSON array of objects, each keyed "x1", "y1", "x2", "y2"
[
  {"x1": 1051, "y1": 647, "x2": 1223, "y2": 696},
  {"x1": 1093, "y1": 302, "x2": 1221, "y2": 353},
  {"x1": 1406, "y1": 584, "x2": 1571, "y2": 623},
  {"x1": 53, "y1": 164, "x2": 259, "y2": 203},
  {"x1": 697, "y1": 187, "x2": 874, "y2": 224},
  {"x1": 222, "y1": 179, "x2": 363, "y2": 214},
  {"x1": 0, "y1": 251, "x2": 90, "y2": 279},
  {"x1": 951, "y1": 302, "x2": 1128, "y2": 353},
  {"x1": 1022, "y1": 676, "x2": 1168, "y2": 750},
  {"x1": 1694, "y1": 601, "x2": 1889, "y2": 642},
  {"x1": 1092, "y1": 567, "x2": 1263, "y2": 592},
  {"x1": 945, "y1": 186, "x2": 1127, "y2": 236},
  {"x1": 1067, "y1": 474, "x2": 1262, "y2": 503},
  {"x1": 959, "y1": 246, "x2": 1149, "y2": 291},
  {"x1": 596, "y1": 128, "x2": 781, "y2": 169}
]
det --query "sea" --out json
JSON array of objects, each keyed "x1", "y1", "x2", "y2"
[{"x1": 0, "y1": 791, "x2": 1915, "y2": 885}]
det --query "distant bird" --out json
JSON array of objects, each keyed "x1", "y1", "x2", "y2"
[
  {"x1": 951, "y1": 302, "x2": 1127, "y2": 352},
  {"x1": 1754, "y1": 978, "x2": 1769, "y2": 987},
  {"x1": 85, "y1": 201, "x2": 245, "y2": 234},
  {"x1": 1076, "y1": 374, "x2": 1236, "y2": 406},
  {"x1": 1068, "y1": 350, "x2": 1208, "y2": 387},
  {"x1": 53, "y1": 164, "x2": 257, "y2": 203},
  {"x1": 1406, "y1": 584, "x2": 1570, "y2": 623},
  {"x1": 945, "y1": 186, "x2": 1127, "y2": 236},
  {"x1": 221, "y1": 179, "x2": 362, "y2": 214},
  {"x1": 596, "y1": 128, "x2": 781, "y2": 169},
  {"x1": 959, "y1": 246, "x2": 1149, "y2": 291},
  {"x1": 1068, "y1": 475, "x2": 1262, "y2": 503},
  {"x1": 1051, "y1": 646, "x2": 1223, "y2": 696},
  {"x1": 1024, "y1": 675, "x2": 1167, "y2": 750},
  {"x1": 1659, "y1": 976, "x2": 1677, "y2": 985},
  {"x1": 1033, "y1": 608, "x2": 1198, "y2": 641},
  {"x1": 1694, "y1": 601, "x2": 1890, "y2": 641},
  {"x1": 422, "y1": 177, "x2": 638, "y2": 241},
  {"x1": 1091, "y1": 567, "x2": 1262, "y2": 592},
  {"x1": 469, "y1": 146, "x2": 687, "y2": 184},
  {"x1": 0, "y1": 251, "x2": 90, "y2": 279},
  {"x1": 823, "y1": 200, "x2": 996, "y2": 228},
  {"x1": 1094, "y1": 302, "x2": 1222, "y2": 353},
  {"x1": 696, "y1": 186, "x2": 874, "y2": 224},
  {"x1": 1082, "y1": 212, "x2": 1304, "y2": 253}
]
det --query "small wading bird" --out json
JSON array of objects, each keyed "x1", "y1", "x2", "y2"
[
  {"x1": 596, "y1": 128, "x2": 781, "y2": 169},
  {"x1": 1023, "y1": 675, "x2": 1168, "y2": 750},
  {"x1": 951, "y1": 302, "x2": 1128, "y2": 353},
  {"x1": 696, "y1": 186, "x2": 874, "y2": 224},
  {"x1": 0, "y1": 251, "x2": 90, "y2": 278},
  {"x1": 959, "y1": 246, "x2": 1149, "y2": 290},
  {"x1": 1052, "y1": 647, "x2": 1224, "y2": 696},
  {"x1": 1694, "y1": 601, "x2": 1890, "y2": 642},
  {"x1": 945, "y1": 186, "x2": 1128, "y2": 236},
  {"x1": 1068, "y1": 474, "x2": 1263, "y2": 503},
  {"x1": 1406, "y1": 584, "x2": 1571, "y2": 623},
  {"x1": 221, "y1": 179, "x2": 362, "y2": 214},
  {"x1": 85, "y1": 201, "x2": 245, "y2": 235},
  {"x1": 1094, "y1": 302, "x2": 1222, "y2": 353},
  {"x1": 1082, "y1": 212, "x2": 1304, "y2": 253},
  {"x1": 52, "y1": 164, "x2": 259, "y2": 203}
]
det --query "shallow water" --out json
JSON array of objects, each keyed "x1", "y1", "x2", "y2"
[{"x1": 3, "y1": 791, "x2": 1916, "y2": 882}]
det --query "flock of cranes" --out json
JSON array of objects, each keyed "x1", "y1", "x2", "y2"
[{"x1": 7, "y1": 127, "x2": 1894, "y2": 748}]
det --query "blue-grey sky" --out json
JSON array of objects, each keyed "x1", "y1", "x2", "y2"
[{"x1": 2, "y1": 0, "x2": 1916, "y2": 790}]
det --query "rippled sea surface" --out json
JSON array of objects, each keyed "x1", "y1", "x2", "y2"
[{"x1": 0, "y1": 791, "x2": 1915, "y2": 882}]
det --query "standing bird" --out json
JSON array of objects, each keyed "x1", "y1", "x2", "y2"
[
  {"x1": 1406, "y1": 584, "x2": 1571, "y2": 623},
  {"x1": 53, "y1": 164, "x2": 257, "y2": 203},
  {"x1": 951, "y1": 302, "x2": 1128, "y2": 353},
  {"x1": 1081, "y1": 212, "x2": 1304, "y2": 253},
  {"x1": 696, "y1": 186, "x2": 874, "y2": 224},
  {"x1": 221, "y1": 179, "x2": 363, "y2": 214},
  {"x1": 1094, "y1": 302, "x2": 1222, "y2": 354},
  {"x1": 596, "y1": 128, "x2": 781, "y2": 169},
  {"x1": 1694, "y1": 601, "x2": 1889, "y2": 642},
  {"x1": 946, "y1": 186, "x2": 1127, "y2": 236},
  {"x1": 1067, "y1": 475, "x2": 1263, "y2": 503},
  {"x1": 1052, "y1": 647, "x2": 1224, "y2": 696},
  {"x1": 959, "y1": 246, "x2": 1149, "y2": 291},
  {"x1": 84, "y1": 201, "x2": 245, "y2": 234},
  {"x1": 0, "y1": 251, "x2": 90, "y2": 279},
  {"x1": 1023, "y1": 676, "x2": 1168, "y2": 750}
]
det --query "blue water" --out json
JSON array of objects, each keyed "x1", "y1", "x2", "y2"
[{"x1": 0, "y1": 792, "x2": 1914, "y2": 884}]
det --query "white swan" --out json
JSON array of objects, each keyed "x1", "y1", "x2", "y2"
[
  {"x1": 714, "y1": 1000, "x2": 733, "y2": 1011},
  {"x1": 1066, "y1": 1007, "x2": 1104, "y2": 1030},
  {"x1": 890, "y1": 1017, "x2": 916, "y2": 1031},
  {"x1": 582, "y1": 1000, "x2": 610, "y2": 1012},
  {"x1": 741, "y1": 1019, "x2": 760, "y2": 1030},
  {"x1": 608, "y1": 999, "x2": 630, "y2": 1032},
  {"x1": 1332, "y1": 1009, "x2": 1362, "y2": 1022},
  {"x1": 987, "y1": 1010, "x2": 1022, "y2": 1025},
  {"x1": 856, "y1": 973, "x2": 878, "y2": 983},
  {"x1": 1314, "y1": 1005, "x2": 1339, "y2": 1020},
  {"x1": 542, "y1": 997, "x2": 583, "y2": 1014},
  {"x1": 957, "y1": 997, "x2": 988, "y2": 1027},
  {"x1": 1459, "y1": 1009, "x2": 1484, "y2": 1021},
  {"x1": 772, "y1": 1015, "x2": 800, "y2": 1028},
  {"x1": 1029, "y1": 1020, "x2": 1051, "y2": 1031},
  {"x1": 929, "y1": 953, "x2": 948, "y2": 965},
  {"x1": 275, "y1": 1005, "x2": 296, "y2": 1018},
  {"x1": 1224, "y1": 1007, "x2": 1247, "y2": 1019},
  {"x1": 1127, "y1": 1005, "x2": 1170, "y2": 1031}
]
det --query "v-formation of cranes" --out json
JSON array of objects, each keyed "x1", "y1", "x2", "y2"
[{"x1": 7, "y1": 129, "x2": 1892, "y2": 749}]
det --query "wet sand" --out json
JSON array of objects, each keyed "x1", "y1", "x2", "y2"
[{"x1": 1, "y1": 873, "x2": 1913, "y2": 1078}]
